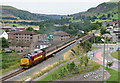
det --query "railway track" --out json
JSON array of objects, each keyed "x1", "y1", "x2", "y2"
[
  {"x1": 0, "y1": 69, "x2": 25, "y2": 82},
  {"x1": 0, "y1": 33, "x2": 94, "y2": 82},
  {"x1": 0, "y1": 55, "x2": 55, "y2": 82}
]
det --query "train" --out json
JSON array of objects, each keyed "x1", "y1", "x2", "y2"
[
  {"x1": 20, "y1": 33, "x2": 94, "y2": 69},
  {"x1": 20, "y1": 37, "x2": 77, "y2": 69}
]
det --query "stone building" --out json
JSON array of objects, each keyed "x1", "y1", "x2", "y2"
[
  {"x1": 8, "y1": 31, "x2": 18, "y2": 41},
  {"x1": 53, "y1": 31, "x2": 70, "y2": 41},
  {"x1": 9, "y1": 40, "x2": 35, "y2": 52},
  {"x1": 9, "y1": 31, "x2": 38, "y2": 52},
  {"x1": 14, "y1": 31, "x2": 38, "y2": 42}
]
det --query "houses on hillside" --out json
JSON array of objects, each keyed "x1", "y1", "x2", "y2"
[{"x1": 110, "y1": 28, "x2": 120, "y2": 43}]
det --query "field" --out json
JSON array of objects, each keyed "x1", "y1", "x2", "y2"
[
  {"x1": 1, "y1": 52, "x2": 27, "y2": 75},
  {"x1": 111, "y1": 51, "x2": 119, "y2": 60}
]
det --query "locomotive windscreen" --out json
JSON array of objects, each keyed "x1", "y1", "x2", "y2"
[{"x1": 22, "y1": 54, "x2": 31, "y2": 59}]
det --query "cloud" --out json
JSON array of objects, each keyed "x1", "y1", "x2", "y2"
[{"x1": 1, "y1": 0, "x2": 110, "y2": 3}]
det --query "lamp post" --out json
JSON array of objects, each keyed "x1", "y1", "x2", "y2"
[
  {"x1": 101, "y1": 38, "x2": 105, "y2": 82},
  {"x1": 107, "y1": 38, "x2": 108, "y2": 69}
]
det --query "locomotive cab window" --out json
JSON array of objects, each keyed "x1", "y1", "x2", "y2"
[{"x1": 34, "y1": 51, "x2": 37, "y2": 53}]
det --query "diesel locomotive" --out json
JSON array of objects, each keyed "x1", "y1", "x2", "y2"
[{"x1": 20, "y1": 49, "x2": 46, "y2": 68}]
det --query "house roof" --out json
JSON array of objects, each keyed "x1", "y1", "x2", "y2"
[
  {"x1": 54, "y1": 31, "x2": 70, "y2": 36},
  {"x1": 8, "y1": 31, "x2": 19, "y2": 34},
  {"x1": 14, "y1": 31, "x2": 37, "y2": 35},
  {"x1": 0, "y1": 26, "x2": 12, "y2": 29},
  {"x1": 16, "y1": 27, "x2": 26, "y2": 29}
]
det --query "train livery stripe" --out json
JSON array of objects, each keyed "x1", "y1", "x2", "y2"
[{"x1": 34, "y1": 55, "x2": 43, "y2": 61}]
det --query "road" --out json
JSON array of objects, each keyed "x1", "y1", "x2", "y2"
[{"x1": 92, "y1": 43, "x2": 120, "y2": 72}]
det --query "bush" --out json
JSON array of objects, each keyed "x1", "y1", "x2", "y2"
[{"x1": 5, "y1": 51, "x2": 13, "y2": 53}]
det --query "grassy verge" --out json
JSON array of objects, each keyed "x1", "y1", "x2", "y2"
[
  {"x1": 106, "y1": 67, "x2": 119, "y2": 82},
  {"x1": 111, "y1": 51, "x2": 120, "y2": 60},
  {"x1": 92, "y1": 47, "x2": 102, "y2": 50}
]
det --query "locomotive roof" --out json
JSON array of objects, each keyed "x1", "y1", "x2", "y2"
[{"x1": 23, "y1": 49, "x2": 43, "y2": 58}]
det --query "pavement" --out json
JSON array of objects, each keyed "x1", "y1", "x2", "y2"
[{"x1": 92, "y1": 43, "x2": 120, "y2": 72}]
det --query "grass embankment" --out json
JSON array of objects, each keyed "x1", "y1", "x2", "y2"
[
  {"x1": 38, "y1": 60, "x2": 100, "y2": 82},
  {"x1": 92, "y1": 47, "x2": 102, "y2": 50},
  {"x1": 111, "y1": 51, "x2": 120, "y2": 60},
  {"x1": 1, "y1": 52, "x2": 27, "y2": 75}
]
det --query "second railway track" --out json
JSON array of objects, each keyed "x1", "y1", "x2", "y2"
[{"x1": 0, "y1": 69, "x2": 25, "y2": 82}]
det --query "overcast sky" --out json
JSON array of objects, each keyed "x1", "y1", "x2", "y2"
[{"x1": 1, "y1": 0, "x2": 110, "y2": 15}]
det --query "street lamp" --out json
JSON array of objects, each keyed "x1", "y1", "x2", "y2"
[{"x1": 101, "y1": 38, "x2": 105, "y2": 82}]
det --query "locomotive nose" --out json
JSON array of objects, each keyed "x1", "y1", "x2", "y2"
[{"x1": 20, "y1": 58, "x2": 29, "y2": 68}]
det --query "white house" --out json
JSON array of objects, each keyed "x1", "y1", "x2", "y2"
[{"x1": 0, "y1": 30, "x2": 8, "y2": 39}]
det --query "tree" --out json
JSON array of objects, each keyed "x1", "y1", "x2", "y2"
[
  {"x1": 1, "y1": 37, "x2": 9, "y2": 48},
  {"x1": 107, "y1": 61, "x2": 114, "y2": 68},
  {"x1": 12, "y1": 25, "x2": 17, "y2": 27},
  {"x1": 107, "y1": 14, "x2": 111, "y2": 18},
  {"x1": 83, "y1": 55, "x2": 89, "y2": 66},
  {"x1": 67, "y1": 62, "x2": 76, "y2": 73},
  {"x1": 5, "y1": 29, "x2": 10, "y2": 32},
  {"x1": 26, "y1": 27, "x2": 33, "y2": 31},
  {"x1": 79, "y1": 57, "x2": 83, "y2": 67}
]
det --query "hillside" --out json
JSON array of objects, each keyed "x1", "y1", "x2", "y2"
[
  {"x1": 69, "y1": 2, "x2": 118, "y2": 22},
  {"x1": 0, "y1": 6, "x2": 65, "y2": 21},
  {"x1": 110, "y1": 0, "x2": 120, "y2": 2}
]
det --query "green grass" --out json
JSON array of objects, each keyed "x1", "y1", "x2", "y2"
[
  {"x1": 37, "y1": 60, "x2": 100, "y2": 82},
  {"x1": 1, "y1": 52, "x2": 27, "y2": 75},
  {"x1": 111, "y1": 51, "x2": 120, "y2": 60},
  {"x1": 91, "y1": 19, "x2": 112, "y2": 23},
  {"x1": 5, "y1": 23, "x2": 28, "y2": 27},
  {"x1": 106, "y1": 67, "x2": 119, "y2": 82},
  {"x1": 92, "y1": 47, "x2": 102, "y2": 50}
]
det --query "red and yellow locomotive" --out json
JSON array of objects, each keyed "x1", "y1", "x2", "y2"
[{"x1": 20, "y1": 49, "x2": 45, "y2": 68}]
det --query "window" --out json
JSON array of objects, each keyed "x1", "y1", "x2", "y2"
[
  {"x1": 30, "y1": 34, "x2": 32, "y2": 36},
  {"x1": 30, "y1": 37, "x2": 32, "y2": 39}
]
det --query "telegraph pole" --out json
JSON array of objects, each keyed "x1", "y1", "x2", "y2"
[{"x1": 101, "y1": 38, "x2": 105, "y2": 82}]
